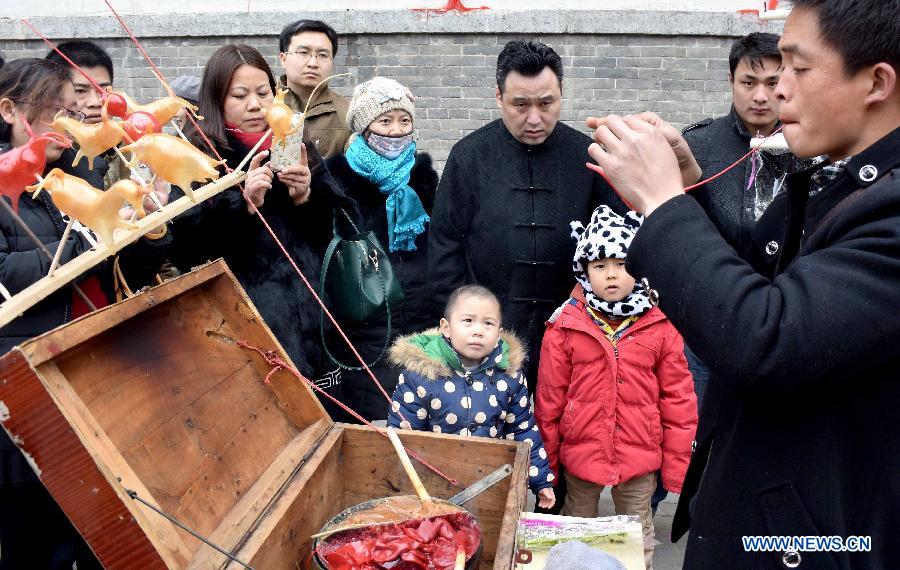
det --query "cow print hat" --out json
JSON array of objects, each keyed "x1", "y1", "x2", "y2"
[{"x1": 570, "y1": 205, "x2": 652, "y2": 318}]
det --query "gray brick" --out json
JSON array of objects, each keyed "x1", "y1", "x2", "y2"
[
  {"x1": 416, "y1": 87, "x2": 463, "y2": 98},
  {"x1": 441, "y1": 55, "x2": 486, "y2": 66},
  {"x1": 597, "y1": 45, "x2": 642, "y2": 57},
  {"x1": 640, "y1": 46, "x2": 686, "y2": 58}
]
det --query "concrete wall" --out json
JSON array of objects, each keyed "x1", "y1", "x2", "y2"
[{"x1": 0, "y1": 9, "x2": 782, "y2": 170}]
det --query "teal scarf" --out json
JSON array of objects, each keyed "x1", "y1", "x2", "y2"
[{"x1": 345, "y1": 135, "x2": 429, "y2": 252}]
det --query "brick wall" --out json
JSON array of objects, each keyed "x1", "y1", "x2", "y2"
[{"x1": 1, "y1": 10, "x2": 774, "y2": 171}]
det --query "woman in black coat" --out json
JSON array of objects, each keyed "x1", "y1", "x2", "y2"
[
  {"x1": 324, "y1": 77, "x2": 438, "y2": 421},
  {"x1": 1, "y1": 58, "x2": 168, "y2": 570},
  {"x1": 171, "y1": 45, "x2": 357, "y2": 420}
]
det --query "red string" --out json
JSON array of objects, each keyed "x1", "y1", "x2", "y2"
[
  {"x1": 234, "y1": 338, "x2": 462, "y2": 488},
  {"x1": 103, "y1": 0, "x2": 402, "y2": 432},
  {"x1": 21, "y1": 19, "x2": 108, "y2": 98},
  {"x1": 103, "y1": 1, "x2": 173, "y2": 96},
  {"x1": 684, "y1": 125, "x2": 784, "y2": 192},
  {"x1": 586, "y1": 125, "x2": 786, "y2": 203}
]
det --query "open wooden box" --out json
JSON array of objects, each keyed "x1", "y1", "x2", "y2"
[{"x1": 0, "y1": 261, "x2": 529, "y2": 569}]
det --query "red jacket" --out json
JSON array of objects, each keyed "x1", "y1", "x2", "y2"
[{"x1": 535, "y1": 287, "x2": 697, "y2": 492}]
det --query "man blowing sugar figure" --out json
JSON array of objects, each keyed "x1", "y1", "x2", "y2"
[
  {"x1": 388, "y1": 285, "x2": 557, "y2": 509},
  {"x1": 535, "y1": 206, "x2": 697, "y2": 570},
  {"x1": 584, "y1": 0, "x2": 900, "y2": 566}
]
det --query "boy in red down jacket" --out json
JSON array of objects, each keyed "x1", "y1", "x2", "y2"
[{"x1": 535, "y1": 205, "x2": 697, "y2": 569}]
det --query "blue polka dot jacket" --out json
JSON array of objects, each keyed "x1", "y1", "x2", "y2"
[{"x1": 387, "y1": 329, "x2": 555, "y2": 493}]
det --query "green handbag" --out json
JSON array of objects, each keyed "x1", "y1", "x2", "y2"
[{"x1": 320, "y1": 209, "x2": 404, "y2": 370}]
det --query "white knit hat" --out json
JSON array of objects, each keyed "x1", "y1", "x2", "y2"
[{"x1": 346, "y1": 77, "x2": 415, "y2": 135}]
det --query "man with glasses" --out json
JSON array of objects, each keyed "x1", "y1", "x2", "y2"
[{"x1": 278, "y1": 19, "x2": 351, "y2": 158}]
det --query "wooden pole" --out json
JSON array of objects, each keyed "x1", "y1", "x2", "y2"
[
  {"x1": 114, "y1": 147, "x2": 164, "y2": 211},
  {"x1": 48, "y1": 218, "x2": 75, "y2": 276},
  {"x1": 0, "y1": 170, "x2": 246, "y2": 328},
  {"x1": 0, "y1": 197, "x2": 97, "y2": 312}
]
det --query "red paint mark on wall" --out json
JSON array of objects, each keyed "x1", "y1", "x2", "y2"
[{"x1": 412, "y1": 0, "x2": 489, "y2": 14}]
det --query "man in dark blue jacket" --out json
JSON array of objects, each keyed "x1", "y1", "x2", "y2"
[{"x1": 586, "y1": 0, "x2": 900, "y2": 567}]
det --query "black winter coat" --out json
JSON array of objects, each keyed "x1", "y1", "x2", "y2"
[
  {"x1": 170, "y1": 135, "x2": 358, "y2": 384},
  {"x1": 324, "y1": 151, "x2": 438, "y2": 420},
  {"x1": 428, "y1": 119, "x2": 623, "y2": 388},
  {"x1": 683, "y1": 108, "x2": 808, "y2": 249},
  {"x1": 626, "y1": 126, "x2": 900, "y2": 569},
  {"x1": 1, "y1": 146, "x2": 171, "y2": 488},
  {"x1": 1, "y1": 147, "x2": 171, "y2": 354}
]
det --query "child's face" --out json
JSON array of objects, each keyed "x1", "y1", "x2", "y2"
[
  {"x1": 439, "y1": 295, "x2": 502, "y2": 368},
  {"x1": 586, "y1": 257, "x2": 636, "y2": 303}
]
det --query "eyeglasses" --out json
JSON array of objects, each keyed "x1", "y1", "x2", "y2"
[
  {"x1": 14, "y1": 99, "x2": 87, "y2": 123},
  {"x1": 52, "y1": 107, "x2": 87, "y2": 122},
  {"x1": 284, "y1": 49, "x2": 333, "y2": 62}
]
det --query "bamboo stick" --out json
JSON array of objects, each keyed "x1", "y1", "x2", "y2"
[
  {"x1": 48, "y1": 218, "x2": 75, "y2": 276},
  {"x1": 0, "y1": 170, "x2": 246, "y2": 328}
]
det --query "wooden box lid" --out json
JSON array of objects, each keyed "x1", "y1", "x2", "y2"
[{"x1": 0, "y1": 260, "x2": 529, "y2": 568}]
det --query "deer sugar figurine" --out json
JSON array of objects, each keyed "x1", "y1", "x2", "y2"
[
  {"x1": 28, "y1": 168, "x2": 149, "y2": 246},
  {"x1": 118, "y1": 133, "x2": 223, "y2": 202}
]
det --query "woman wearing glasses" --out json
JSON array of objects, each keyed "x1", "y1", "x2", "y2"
[
  {"x1": 171, "y1": 44, "x2": 359, "y2": 420},
  {"x1": 0, "y1": 58, "x2": 169, "y2": 569}
]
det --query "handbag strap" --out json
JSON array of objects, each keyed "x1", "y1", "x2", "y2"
[
  {"x1": 319, "y1": 219, "x2": 394, "y2": 371},
  {"x1": 334, "y1": 207, "x2": 361, "y2": 237}
]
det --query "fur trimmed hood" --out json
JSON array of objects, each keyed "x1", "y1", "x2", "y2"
[{"x1": 389, "y1": 328, "x2": 526, "y2": 380}]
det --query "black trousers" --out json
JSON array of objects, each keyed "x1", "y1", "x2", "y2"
[{"x1": 0, "y1": 483, "x2": 101, "y2": 570}]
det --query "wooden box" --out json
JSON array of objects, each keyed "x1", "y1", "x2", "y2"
[{"x1": 0, "y1": 261, "x2": 529, "y2": 569}]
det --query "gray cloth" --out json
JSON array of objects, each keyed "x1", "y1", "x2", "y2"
[
  {"x1": 169, "y1": 75, "x2": 200, "y2": 103},
  {"x1": 544, "y1": 540, "x2": 627, "y2": 570}
]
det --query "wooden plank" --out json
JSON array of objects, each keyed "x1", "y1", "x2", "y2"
[
  {"x1": 493, "y1": 444, "x2": 529, "y2": 570},
  {"x1": 337, "y1": 425, "x2": 525, "y2": 569},
  {"x1": 217, "y1": 426, "x2": 346, "y2": 570},
  {"x1": 44, "y1": 278, "x2": 324, "y2": 547},
  {"x1": 21, "y1": 260, "x2": 330, "y2": 433},
  {"x1": 191, "y1": 420, "x2": 332, "y2": 569},
  {"x1": 20, "y1": 261, "x2": 230, "y2": 365},
  {"x1": 0, "y1": 170, "x2": 246, "y2": 329},
  {"x1": 0, "y1": 356, "x2": 189, "y2": 568}
]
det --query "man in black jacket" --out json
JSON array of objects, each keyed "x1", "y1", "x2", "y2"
[
  {"x1": 681, "y1": 33, "x2": 810, "y2": 411},
  {"x1": 587, "y1": 0, "x2": 900, "y2": 567},
  {"x1": 428, "y1": 40, "x2": 626, "y2": 391}
]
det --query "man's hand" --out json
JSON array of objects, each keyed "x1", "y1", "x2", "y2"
[
  {"x1": 588, "y1": 113, "x2": 701, "y2": 188},
  {"x1": 537, "y1": 487, "x2": 556, "y2": 510},
  {"x1": 278, "y1": 143, "x2": 312, "y2": 205},
  {"x1": 587, "y1": 114, "x2": 684, "y2": 216},
  {"x1": 245, "y1": 150, "x2": 273, "y2": 213}
]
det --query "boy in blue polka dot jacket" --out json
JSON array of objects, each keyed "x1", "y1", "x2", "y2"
[{"x1": 388, "y1": 285, "x2": 557, "y2": 508}]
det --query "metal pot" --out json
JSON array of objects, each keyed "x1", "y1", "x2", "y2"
[{"x1": 312, "y1": 496, "x2": 483, "y2": 570}]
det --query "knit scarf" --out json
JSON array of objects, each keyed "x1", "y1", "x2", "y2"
[{"x1": 345, "y1": 135, "x2": 429, "y2": 252}]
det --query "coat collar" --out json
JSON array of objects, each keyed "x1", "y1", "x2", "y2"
[
  {"x1": 389, "y1": 327, "x2": 525, "y2": 380},
  {"x1": 841, "y1": 126, "x2": 900, "y2": 188},
  {"x1": 498, "y1": 117, "x2": 563, "y2": 153},
  {"x1": 728, "y1": 105, "x2": 784, "y2": 141},
  {"x1": 802, "y1": 126, "x2": 900, "y2": 236},
  {"x1": 279, "y1": 74, "x2": 338, "y2": 119},
  {"x1": 558, "y1": 285, "x2": 665, "y2": 339}
]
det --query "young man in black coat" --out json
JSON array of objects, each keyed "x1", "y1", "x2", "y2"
[
  {"x1": 428, "y1": 41, "x2": 630, "y2": 392},
  {"x1": 587, "y1": 0, "x2": 900, "y2": 567}
]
